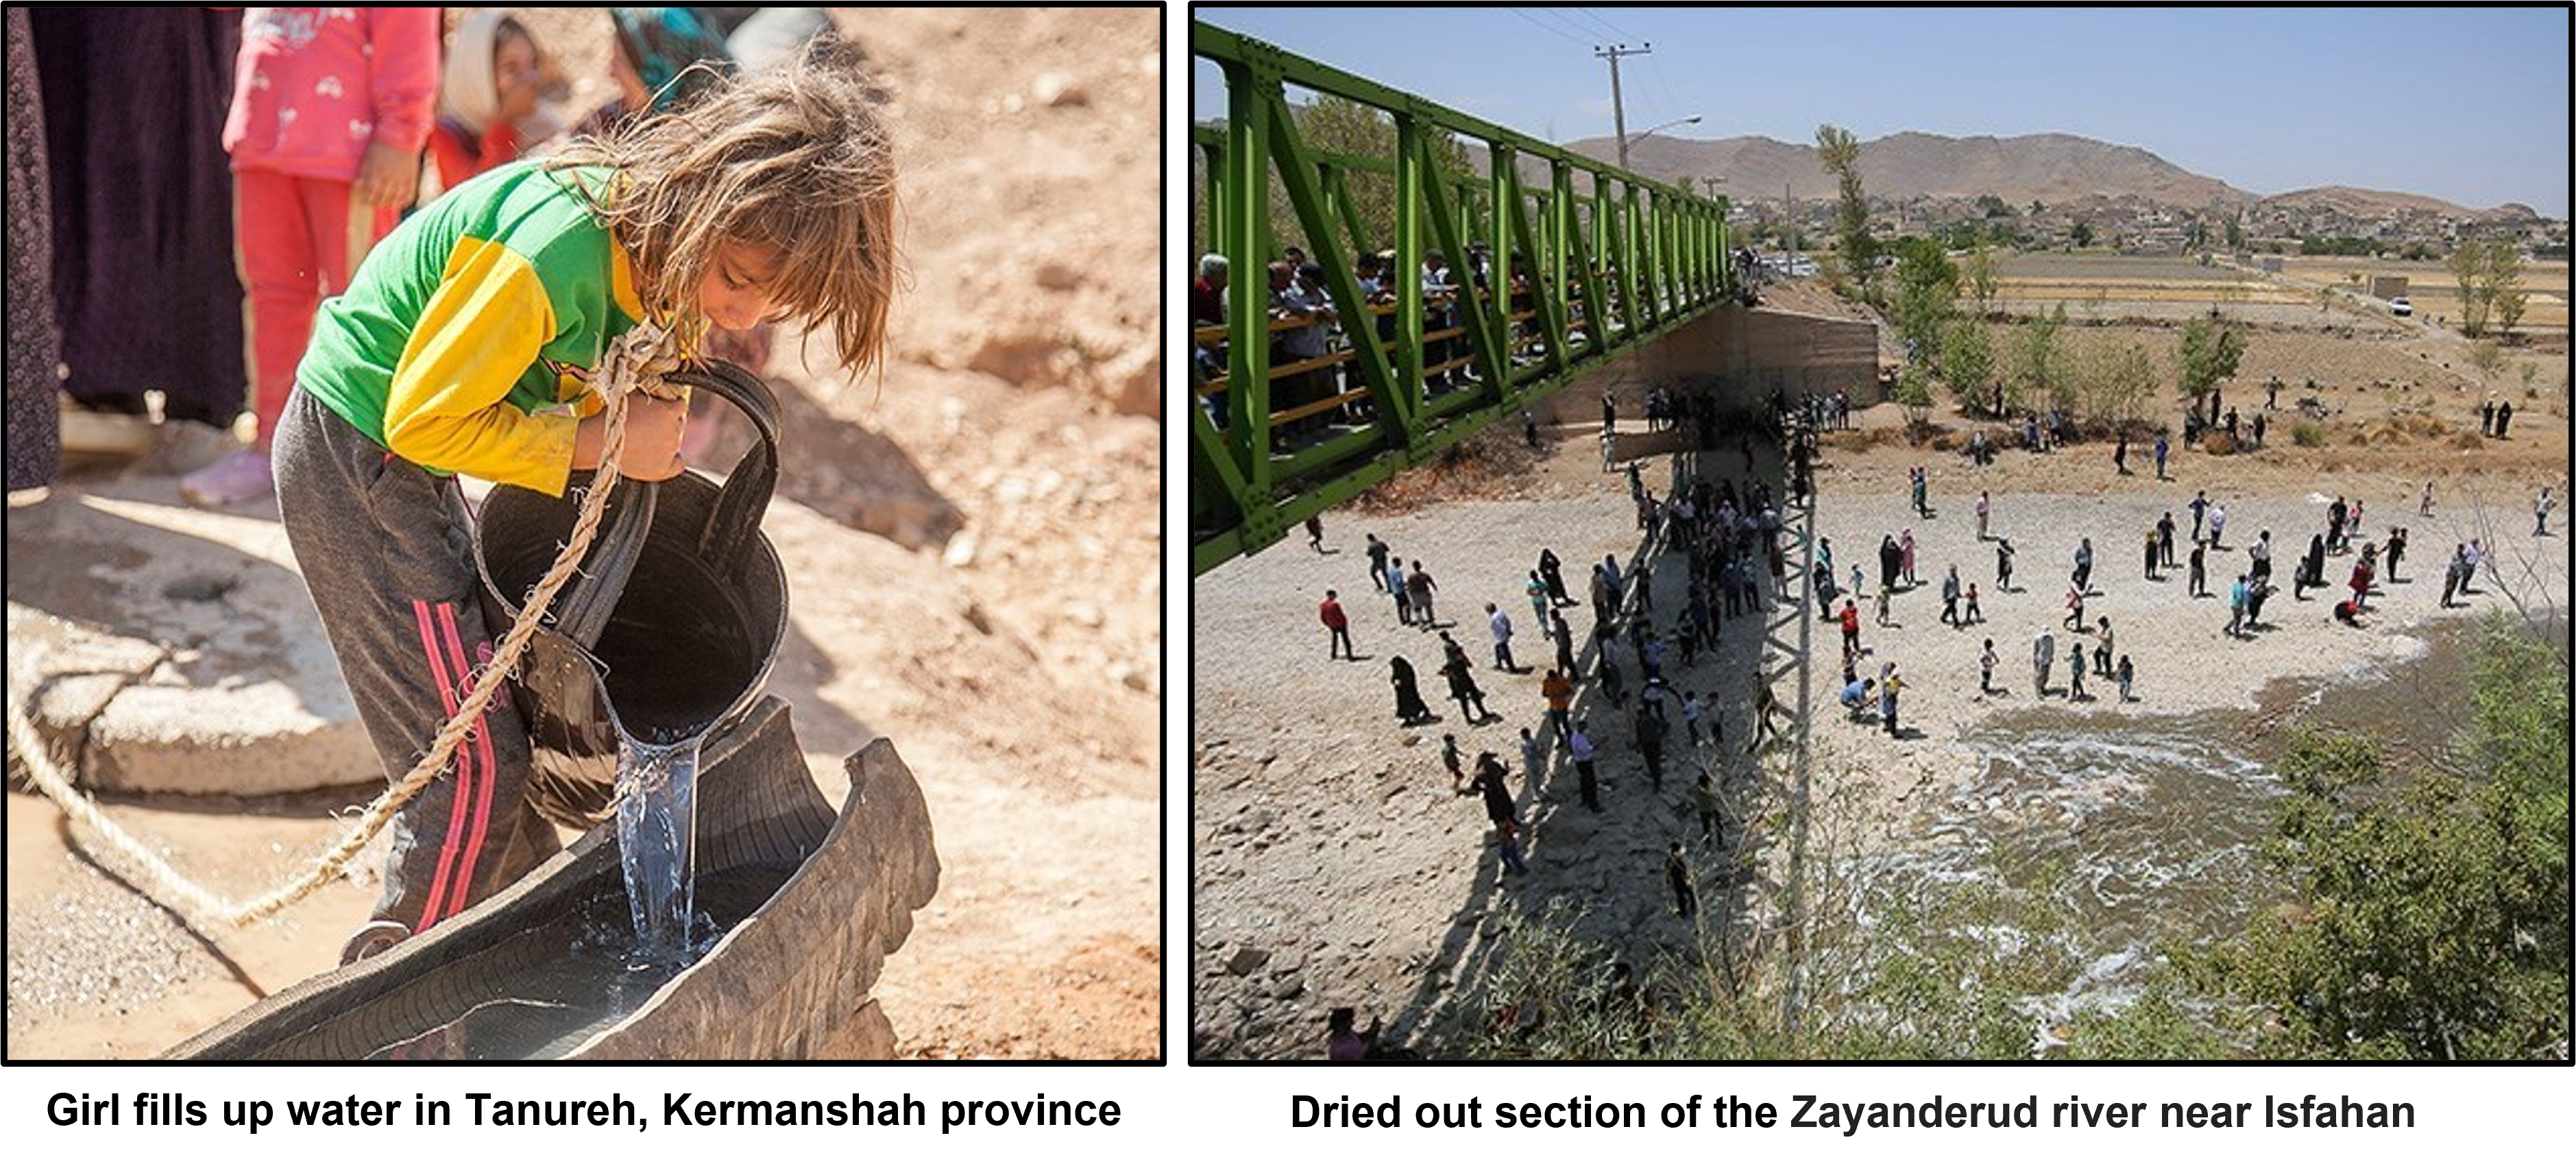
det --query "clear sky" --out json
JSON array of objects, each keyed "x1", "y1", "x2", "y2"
[{"x1": 1191, "y1": 5, "x2": 2571, "y2": 218}]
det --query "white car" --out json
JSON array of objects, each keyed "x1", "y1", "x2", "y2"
[{"x1": 2389, "y1": 295, "x2": 2413, "y2": 317}]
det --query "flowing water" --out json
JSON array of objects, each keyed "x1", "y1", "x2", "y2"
[
  {"x1": 617, "y1": 733, "x2": 708, "y2": 959},
  {"x1": 1862, "y1": 714, "x2": 2285, "y2": 1040}
]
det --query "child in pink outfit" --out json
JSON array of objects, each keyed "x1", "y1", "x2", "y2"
[{"x1": 189, "y1": 8, "x2": 436, "y2": 506}]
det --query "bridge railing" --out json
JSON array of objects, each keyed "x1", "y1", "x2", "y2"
[{"x1": 1189, "y1": 21, "x2": 1733, "y2": 574}]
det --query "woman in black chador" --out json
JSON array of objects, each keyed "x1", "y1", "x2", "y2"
[{"x1": 1390, "y1": 656, "x2": 1433, "y2": 725}]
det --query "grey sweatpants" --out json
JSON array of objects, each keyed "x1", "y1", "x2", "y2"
[{"x1": 273, "y1": 389, "x2": 561, "y2": 932}]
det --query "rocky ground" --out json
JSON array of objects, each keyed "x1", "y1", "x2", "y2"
[{"x1": 1191, "y1": 293, "x2": 2568, "y2": 1060}]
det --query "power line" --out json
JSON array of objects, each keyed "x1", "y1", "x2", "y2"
[
  {"x1": 1545, "y1": 6, "x2": 1607, "y2": 39},
  {"x1": 1509, "y1": 8, "x2": 1586, "y2": 45},
  {"x1": 1640, "y1": 55, "x2": 1686, "y2": 131},
  {"x1": 1565, "y1": 7, "x2": 1636, "y2": 44},
  {"x1": 1527, "y1": 8, "x2": 1599, "y2": 47}
]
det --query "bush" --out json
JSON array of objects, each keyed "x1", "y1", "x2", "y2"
[{"x1": 2291, "y1": 422, "x2": 2326, "y2": 448}]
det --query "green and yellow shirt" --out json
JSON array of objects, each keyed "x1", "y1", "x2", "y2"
[{"x1": 300, "y1": 160, "x2": 649, "y2": 497}]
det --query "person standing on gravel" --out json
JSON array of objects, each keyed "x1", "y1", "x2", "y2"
[
  {"x1": 1980, "y1": 638, "x2": 1998, "y2": 694},
  {"x1": 2033, "y1": 630, "x2": 2055, "y2": 697},
  {"x1": 1840, "y1": 598, "x2": 1862, "y2": 657},
  {"x1": 2228, "y1": 573, "x2": 2250, "y2": 638},
  {"x1": 2189, "y1": 489, "x2": 2210, "y2": 544},
  {"x1": 2189, "y1": 539, "x2": 2209, "y2": 598},
  {"x1": 1541, "y1": 668, "x2": 1575, "y2": 743},
  {"x1": 1941, "y1": 566, "x2": 1963, "y2": 627},
  {"x1": 1519, "y1": 727, "x2": 1544, "y2": 789},
  {"x1": 1569, "y1": 720, "x2": 1601, "y2": 810},
  {"x1": 2159, "y1": 511, "x2": 2178, "y2": 570},
  {"x1": 1486, "y1": 603, "x2": 1517, "y2": 672},
  {"x1": 1540, "y1": 547, "x2": 1570, "y2": 605},
  {"x1": 1976, "y1": 489, "x2": 1992, "y2": 541},
  {"x1": 2418, "y1": 480, "x2": 2435, "y2": 518},
  {"x1": 1320, "y1": 590, "x2": 1355, "y2": 660},
  {"x1": 2154, "y1": 431, "x2": 2170, "y2": 481},
  {"x1": 2143, "y1": 524, "x2": 2161, "y2": 581},
  {"x1": 1995, "y1": 537, "x2": 2016, "y2": 593},
  {"x1": 1407, "y1": 560, "x2": 1439, "y2": 629},
  {"x1": 1747, "y1": 669, "x2": 1783, "y2": 753},
  {"x1": 1366, "y1": 533, "x2": 1391, "y2": 592},
  {"x1": 1389, "y1": 657, "x2": 1431, "y2": 726},
  {"x1": 1387, "y1": 558, "x2": 1412, "y2": 625},
  {"x1": 2067, "y1": 638, "x2": 2088, "y2": 701},
  {"x1": 1439, "y1": 654, "x2": 1490, "y2": 724},
  {"x1": 2538, "y1": 487, "x2": 2555, "y2": 537},
  {"x1": 2072, "y1": 537, "x2": 2094, "y2": 594},
  {"x1": 1463, "y1": 751, "x2": 1519, "y2": 828},
  {"x1": 1964, "y1": 582, "x2": 1983, "y2": 625}
]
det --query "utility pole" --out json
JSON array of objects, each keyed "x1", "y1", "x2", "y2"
[{"x1": 1597, "y1": 43, "x2": 1651, "y2": 171}]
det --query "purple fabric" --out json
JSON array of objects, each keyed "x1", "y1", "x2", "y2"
[{"x1": 31, "y1": 8, "x2": 245, "y2": 426}]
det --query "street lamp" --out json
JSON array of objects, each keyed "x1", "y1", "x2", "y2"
[{"x1": 1618, "y1": 114, "x2": 1699, "y2": 173}]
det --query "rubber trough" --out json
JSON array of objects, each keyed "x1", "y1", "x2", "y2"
[{"x1": 166, "y1": 699, "x2": 939, "y2": 1060}]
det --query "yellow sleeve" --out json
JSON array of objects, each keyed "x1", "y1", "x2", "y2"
[
  {"x1": 383, "y1": 237, "x2": 583, "y2": 496},
  {"x1": 559, "y1": 372, "x2": 604, "y2": 418}
]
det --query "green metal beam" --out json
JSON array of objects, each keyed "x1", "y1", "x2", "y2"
[{"x1": 1190, "y1": 21, "x2": 1731, "y2": 575}]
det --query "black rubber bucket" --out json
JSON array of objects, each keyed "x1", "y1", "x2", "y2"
[{"x1": 473, "y1": 361, "x2": 788, "y2": 827}]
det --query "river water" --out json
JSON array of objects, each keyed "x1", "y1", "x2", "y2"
[{"x1": 1856, "y1": 618, "x2": 2527, "y2": 1053}]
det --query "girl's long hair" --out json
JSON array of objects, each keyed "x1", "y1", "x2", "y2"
[{"x1": 549, "y1": 43, "x2": 899, "y2": 383}]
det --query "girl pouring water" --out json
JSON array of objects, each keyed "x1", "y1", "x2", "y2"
[{"x1": 274, "y1": 49, "x2": 897, "y2": 962}]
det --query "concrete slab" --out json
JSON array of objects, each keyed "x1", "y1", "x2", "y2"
[{"x1": 7, "y1": 481, "x2": 375, "y2": 796}]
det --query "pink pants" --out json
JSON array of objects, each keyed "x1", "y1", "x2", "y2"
[{"x1": 235, "y1": 169, "x2": 397, "y2": 448}]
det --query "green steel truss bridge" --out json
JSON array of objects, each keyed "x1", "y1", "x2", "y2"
[{"x1": 1189, "y1": 23, "x2": 1736, "y2": 574}]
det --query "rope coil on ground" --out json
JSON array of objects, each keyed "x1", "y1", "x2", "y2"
[{"x1": 8, "y1": 324, "x2": 677, "y2": 934}]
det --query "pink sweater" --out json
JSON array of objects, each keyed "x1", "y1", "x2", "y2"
[{"x1": 223, "y1": 8, "x2": 438, "y2": 182}]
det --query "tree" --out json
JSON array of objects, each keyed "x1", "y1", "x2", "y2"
[
  {"x1": 2205, "y1": 620, "x2": 2568, "y2": 1058},
  {"x1": 2068, "y1": 221, "x2": 2095, "y2": 250},
  {"x1": 2176, "y1": 312, "x2": 2246, "y2": 425},
  {"x1": 2008, "y1": 303, "x2": 2068, "y2": 416},
  {"x1": 1888, "y1": 236, "x2": 1958, "y2": 369},
  {"x1": 1895, "y1": 362, "x2": 1936, "y2": 431},
  {"x1": 1963, "y1": 243, "x2": 1997, "y2": 319},
  {"x1": 1939, "y1": 317, "x2": 1995, "y2": 415},
  {"x1": 2224, "y1": 213, "x2": 2246, "y2": 252},
  {"x1": 2076, "y1": 333, "x2": 2158, "y2": 431},
  {"x1": 1814, "y1": 123, "x2": 1872, "y2": 287},
  {"x1": 2486, "y1": 243, "x2": 2529, "y2": 341},
  {"x1": 2449, "y1": 241, "x2": 2489, "y2": 337}
]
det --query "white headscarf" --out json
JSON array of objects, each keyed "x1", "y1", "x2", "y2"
[{"x1": 438, "y1": 10, "x2": 564, "y2": 143}]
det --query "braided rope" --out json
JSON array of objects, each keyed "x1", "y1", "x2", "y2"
[{"x1": 8, "y1": 324, "x2": 677, "y2": 932}]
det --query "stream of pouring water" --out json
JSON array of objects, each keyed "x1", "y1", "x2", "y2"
[{"x1": 616, "y1": 732, "x2": 707, "y2": 961}]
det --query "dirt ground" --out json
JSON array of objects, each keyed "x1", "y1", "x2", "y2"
[
  {"x1": 1191, "y1": 278, "x2": 2569, "y2": 1060},
  {"x1": 7, "y1": 8, "x2": 1160, "y2": 1060}
]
